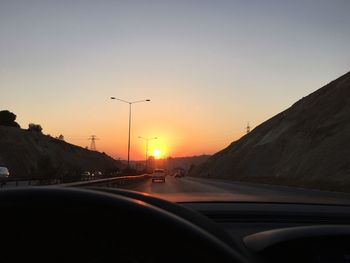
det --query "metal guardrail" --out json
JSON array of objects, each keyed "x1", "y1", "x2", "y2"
[
  {"x1": 58, "y1": 174, "x2": 150, "y2": 188},
  {"x1": 0, "y1": 174, "x2": 150, "y2": 188}
]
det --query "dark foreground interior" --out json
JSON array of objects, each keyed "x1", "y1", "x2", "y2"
[{"x1": 1, "y1": 187, "x2": 350, "y2": 263}]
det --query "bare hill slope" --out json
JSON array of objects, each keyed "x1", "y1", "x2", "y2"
[
  {"x1": 0, "y1": 126, "x2": 122, "y2": 178},
  {"x1": 191, "y1": 71, "x2": 350, "y2": 191}
]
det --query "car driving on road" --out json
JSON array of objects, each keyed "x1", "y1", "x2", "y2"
[
  {"x1": 174, "y1": 169, "x2": 185, "y2": 178},
  {"x1": 151, "y1": 168, "x2": 166, "y2": 183},
  {"x1": 92, "y1": 171, "x2": 103, "y2": 177},
  {"x1": 81, "y1": 171, "x2": 91, "y2": 178},
  {"x1": 0, "y1": 167, "x2": 9, "y2": 178}
]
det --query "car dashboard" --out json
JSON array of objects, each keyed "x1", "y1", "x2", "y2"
[
  {"x1": 1, "y1": 187, "x2": 350, "y2": 263},
  {"x1": 181, "y1": 202, "x2": 350, "y2": 263}
]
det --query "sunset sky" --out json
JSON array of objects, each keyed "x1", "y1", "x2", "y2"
[{"x1": 1, "y1": 0, "x2": 350, "y2": 160}]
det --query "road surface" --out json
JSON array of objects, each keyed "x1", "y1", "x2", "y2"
[{"x1": 118, "y1": 175, "x2": 350, "y2": 204}]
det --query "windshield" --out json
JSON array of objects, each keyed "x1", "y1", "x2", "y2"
[{"x1": 1, "y1": 1, "x2": 350, "y2": 205}]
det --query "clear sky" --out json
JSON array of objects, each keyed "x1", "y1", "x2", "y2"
[{"x1": 1, "y1": 0, "x2": 350, "y2": 160}]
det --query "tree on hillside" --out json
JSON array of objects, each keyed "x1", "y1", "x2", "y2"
[
  {"x1": 0, "y1": 110, "x2": 20, "y2": 128},
  {"x1": 28, "y1": 123, "x2": 43, "y2": 133}
]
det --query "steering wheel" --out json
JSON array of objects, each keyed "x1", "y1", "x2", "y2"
[{"x1": 0, "y1": 187, "x2": 252, "y2": 263}]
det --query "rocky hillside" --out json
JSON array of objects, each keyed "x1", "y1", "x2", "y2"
[
  {"x1": 0, "y1": 126, "x2": 122, "y2": 178},
  {"x1": 191, "y1": 71, "x2": 350, "y2": 191}
]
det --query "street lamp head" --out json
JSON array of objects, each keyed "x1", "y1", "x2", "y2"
[
  {"x1": 110, "y1": 97, "x2": 116, "y2": 100},
  {"x1": 146, "y1": 99, "x2": 151, "y2": 101}
]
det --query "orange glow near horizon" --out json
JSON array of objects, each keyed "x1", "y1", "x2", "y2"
[{"x1": 59, "y1": 125, "x2": 245, "y2": 161}]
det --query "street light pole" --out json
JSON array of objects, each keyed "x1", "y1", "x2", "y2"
[
  {"x1": 111, "y1": 97, "x2": 150, "y2": 171},
  {"x1": 128, "y1": 103, "x2": 131, "y2": 168},
  {"x1": 138, "y1": 136, "x2": 157, "y2": 168}
]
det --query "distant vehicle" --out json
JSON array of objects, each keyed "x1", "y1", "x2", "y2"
[
  {"x1": 174, "y1": 169, "x2": 185, "y2": 178},
  {"x1": 81, "y1": 171, "x2": 91, "y2": 177},
  {"x1": 0, "y1": 167, "x2": 10, "y2": 178},
  {"x1": 174, "y1": 172, "x2": 182, "y2": 178},
  {"x1": 92, "y1": 171, "x2": 103, "y2": 177},
  {"x1": 152, "y1": 168, "x2": 166, "y2": 183}
]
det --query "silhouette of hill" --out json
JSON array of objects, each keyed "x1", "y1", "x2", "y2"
[
  {"x1": 0, "y1": 126, "x2": 122, "y2": 178},
  {"x1": 191, "y1": 71, "x2": 350, "y2": 192}
]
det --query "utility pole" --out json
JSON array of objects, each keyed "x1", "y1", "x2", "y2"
[{"x1": 88, "y1": 135, "x2": 98, "y2": 151}]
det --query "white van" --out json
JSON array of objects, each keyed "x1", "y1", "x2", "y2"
[{"x1": 0, "y1": 167, "x2": 10, "y2": 178}]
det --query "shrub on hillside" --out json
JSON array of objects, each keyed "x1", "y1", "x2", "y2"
[{"x1": 28, "y1": 123, "x2": 43, "y2": 133}]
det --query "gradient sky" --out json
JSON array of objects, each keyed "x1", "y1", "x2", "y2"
[{"x1": 1, "y1": 0, "x2": 350, "y2": 160}]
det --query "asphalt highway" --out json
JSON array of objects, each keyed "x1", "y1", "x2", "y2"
[{"x1": 118, "y1": 175, "x2": 350, "y2": 204}]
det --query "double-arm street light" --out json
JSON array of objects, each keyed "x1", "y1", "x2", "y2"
[
  {"x1": 110, "y1": 97, "x2": 150, "y2": 170},
  {"x1": 138, "y1": 136, "x2": 157, "y2": 168}
]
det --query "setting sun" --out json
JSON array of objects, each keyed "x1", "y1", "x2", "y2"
[{"x1": 153, "y1": 149, "x2": 161, "y2": 159}]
